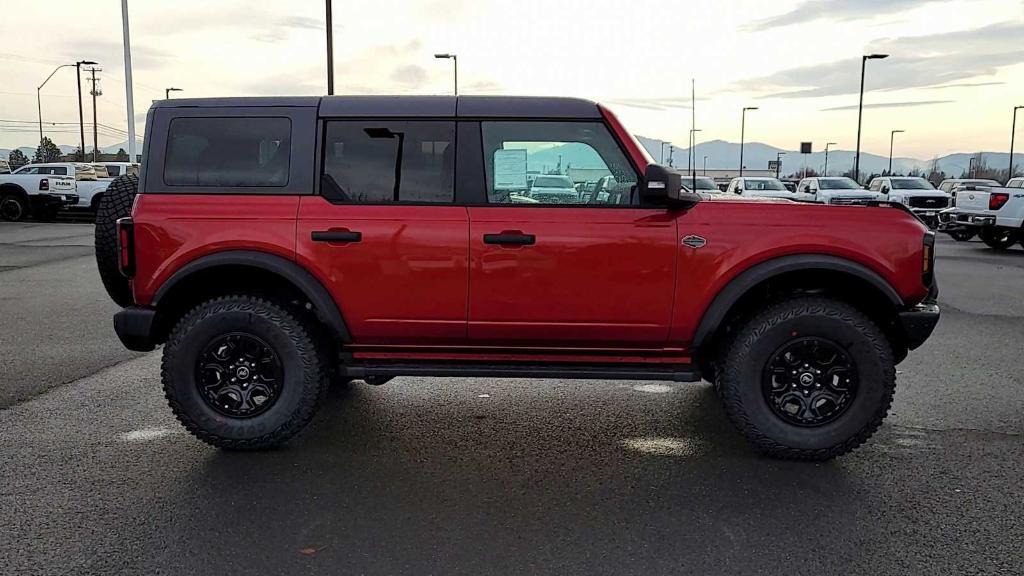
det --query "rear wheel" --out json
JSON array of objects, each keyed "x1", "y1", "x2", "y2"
[
  {"x1": 716, "y1": 296, "x2": 895, "y2": 460},
  {"x1": 979, "y1": 227, "x2": 1017, "y2": 250},
  {"x1": 94, "y1": 174, "x2": 138, "y2": 306},
  {"x1": 948, "y1": 229, "x2": 975, "y2": 242},
  {"x1": 162, "y1": 296, "x2": 329, "y2": 449},
  {"x1": 0, "y1": 194, "x2": 28, "y2": 222}
]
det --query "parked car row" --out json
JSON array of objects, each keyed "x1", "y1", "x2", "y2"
[
  {"x1": 0, "y1": 161, "x2": 139, "y2": 221},
  {"x1": 938, "y1": 177, "x2": 1024, "y2": 250}
]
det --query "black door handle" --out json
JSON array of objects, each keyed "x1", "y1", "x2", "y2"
[
  {"x1": 484, "y1": 233, "x2": 535, "y2": 246},
  {"x1": 312, "y1": 230, "x2": 362, "y2": 243}
]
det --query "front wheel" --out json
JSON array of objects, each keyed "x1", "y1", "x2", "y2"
[
  {"x1": 162, "y1": 296, "x2": 330, "y2": 449},
  {"x1": 979, "y1": 227, "x2": 1017, "y2": 250},
  {"x1": 948, "y1": 229, "x2": 975, "y2": 242},
  {"x1": 716, "y1": 297, "x2": 895, "y2": 460}
]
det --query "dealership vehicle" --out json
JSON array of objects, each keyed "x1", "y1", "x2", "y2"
[
  {"x1": 947, "y1": 178, "x2": 1024, "y2": 249},
  {"x1": 935, "y1": 179, "x2": 1000, "y2": 241},
  {"x1": 0, "y1": 159, "x2": 10, "y2": 174},
  {"x1": 794, "y1": 177, "x2": 883, "y2": 205},
  {"x1": 681, "y1": 175, "x2": 723, "y2": 198},
  {"x1": 868, "y1": 176, "x2": 951, "y2": 228},
  {"x1": 937, "y1": 178, "x2": 1000, "y2": 196},
  {"x1": 527, "y1": 174, "x2": 579, "y2": 203},
  {"x1": 0, "y1": 164, "x2": 78, "y2": 221},
  {"x1": 726, "y1": 176, "x2": 795, "y2": 199},
  {"x1": 13, "y1": 162, "x2": 110, "y2": 212},
  {"x1": 96, "y1": 96, "x2": 939, "y2": 460},
  {"x1": 96, "y1": 161, "x2": 140, "y2": 178}
]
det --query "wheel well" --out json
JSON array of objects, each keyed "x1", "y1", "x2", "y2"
[
  {"x1": 151, "y1": 264, "x2": 339, "y2": 349},
  {"x1": 697, "y1": 268, "x2": 909, "y2": 379},
  {"x1": 0, "y1": 184, "x2": 28, "y2": 199},
  {"x1": 90, "y1": 192, "x2": 103, "y2": 208}
]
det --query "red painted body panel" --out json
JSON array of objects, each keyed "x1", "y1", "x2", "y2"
[
  {"x1": 467, "y1": 207, "x2": 677, "y2": 347},
  {"x1": 130, "y1": 194, "x2": 300, "y2": 306},
  {"x1": 295, "y1": 196, "x2": 469, "y2": 345},
  {"x1": 666, "y1": 200, "x2": 929, "y2": 345}
]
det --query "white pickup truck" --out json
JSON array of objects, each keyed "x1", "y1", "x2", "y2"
[
  {"x1": 948, "y1": 177, "x2": 1024, "y2": 250},
  {"x1": 0, "y1": 164, "x2": 78, "y2": 221},
  {"x1": 867, "y1": 176, "x2": 952, "y2": 229},
  {"x1": 12, "y1": 162, "x2": 117, "y2": 211}
]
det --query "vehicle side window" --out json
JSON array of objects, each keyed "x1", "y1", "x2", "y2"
[
  {"x1": 1010, "y1": 179, "x2": 1023, "y2": 188},
  {"x1": 18, "y1": 167, "x2": 37, "y2": 175},
  {"x1": 320, "y1": 121, "x2": 454, "y2": 204},
  {"x1": 869, "y1": 179, "x2": 881, "y2": 192},
  {"x1": 480, "y1": 121, "x2": 637, "y2": 206},
  {"x1": 164, "y1": 117, "x2": 291, "y2": 187},
  {"x1": 107, "y1": 166, "x2": 121, "y2": 177}
]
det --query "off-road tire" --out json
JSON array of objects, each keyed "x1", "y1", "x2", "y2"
[
  {"x1": 716, "y1": 296, "x2": 896, "y2": 461},
  {"x1": 94, "y1": 174, "x2": 138, "y2": 306},
  {"x1": 979, "y1": 227, "x2": 1017, "y2": 250},
  {"x1": 0, "y1": 193, "x2": 29, "y2": 222},
  {"x1": 162, "y1": 296, "x2": 330, "y2": 450},
  {"x1": 948, "y1": 229, "x2": 975, "y2": 242}
]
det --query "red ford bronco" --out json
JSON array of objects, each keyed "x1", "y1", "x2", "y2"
[{"x1": 95, "y1": 96, "x2": 939, "y2": 459}]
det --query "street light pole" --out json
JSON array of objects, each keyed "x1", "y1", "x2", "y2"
[
  {"x1": 121, "y1": 0, "x2": 137, "y2": 162},
  {"x1": 855, "y1": 53, "x2": 889, "y2": 184},
  {"x1": 434, "y1": 54, "x2": 457, "y2": 95},
  {"x1": 688, "y1": 128, "x2": 701, "y2": 174},
  {"x1": 889, "y1": 130, "x2": 904, "y2": 175},
  {"x1": 1010, "y1": 106, "x2": 1023, "y2": 183},
  {"x1": 37, "y1": 64, "x2": 75, "y2": 144},
  {"x1": 703, "y1": 155, "x2": 708, "y2": 175},
  {"x1": 165, "y1": 87, "x2": 183, "y2": 99},
  {"x1": 824, "y1": 142, "x2": 837, "y2": 176},
  {"x1": 776, "y1": 151, "x2": 786, "y2": 179},
  {"x1": 326, "y1": 0, "x2": 334, "y2": 95},
  {"x1": 87, "y1": 67, "x2": 102, "y2": 162},
  {"x1": 739, "y1": 107, "x2": 758, "y2": 177}
]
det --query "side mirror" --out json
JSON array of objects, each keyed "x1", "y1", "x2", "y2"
[
  {"x1": 881, "y1": 186, "x2": 890, "y2": 194},
  {"x1": 642, "y1": 164, "x2": 699, "y2": 209}
]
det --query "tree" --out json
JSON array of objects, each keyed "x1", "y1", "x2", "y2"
[
  {"x1": 71, "y1": 146, "x2": 85, "y2": 162},
  {"x1": 8, "y1": 149, "x2": 29, "y2": 170},
  {"x1": 34, "y1": 137, "x2": 62, "y2": 163},
  {"x1": 115, "y1": 148, "x2": 129, "y2": 162}
]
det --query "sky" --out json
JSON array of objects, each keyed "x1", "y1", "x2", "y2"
[{"x1": 1, "y1": 0, "x2": 1022, "y2": 162}]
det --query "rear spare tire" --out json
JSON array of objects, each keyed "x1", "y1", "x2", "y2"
[{"x1": 94, "y1": 174, "x2": 138, "y2": 307}]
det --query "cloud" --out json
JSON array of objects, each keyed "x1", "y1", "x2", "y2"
[
  {"x1": 58, "y1": 40, "x2": 173, "y2": 71},
  {"x1": 390, "y1": 64, "x2": 428, "y2": 88},
  {"x1": 604, "y1": 96, "x2": 710, "y2": 111},
  {"x1": 820, "y1": 100, "x2": 953, "y2": 111},
  {"x1": 746, "y1": 0, "x2": 948, "y2": 30},
  {"x1": 923, "y1": 81, "x2": 1006, "y2": 90},
  {"x1": 730, "y1": 21, "x2": 1024, "y2": 98}
]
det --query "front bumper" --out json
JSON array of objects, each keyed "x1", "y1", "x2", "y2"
[
  {"x1": 909, "y1": 208, "x2": 942, "y2": 228},
  {"x1": 113, "y1": 307, "x2": 157, "y2": 351},
  {"x1": 899, "y1": 302, "x2": 940, "y2": 350}
]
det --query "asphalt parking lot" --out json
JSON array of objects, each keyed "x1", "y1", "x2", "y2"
[{"x1": 1, "y1": 222, "x2": 1022, "y2": 575}]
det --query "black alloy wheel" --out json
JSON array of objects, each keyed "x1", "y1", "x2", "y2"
[
  {"x1": 763, "y1": 337, "x2": 858, "y2": 427},
  {"x1": 196, "y1": 332, "x2": 284, "y2": 418}
]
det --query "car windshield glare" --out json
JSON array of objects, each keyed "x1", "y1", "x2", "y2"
[
  {"x1": 891, "y1": 178, "x2": 934, "y2": 190},
  {"x1": 818, "y1": 178, "x2": 860, "y2": 190},
  {"x1": 746, "y1": 179, "x2": 786, "y2": 191}
]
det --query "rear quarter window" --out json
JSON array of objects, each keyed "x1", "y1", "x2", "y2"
[{"x1": 163, "y1": 117, "x2": 291, "y2": 187}]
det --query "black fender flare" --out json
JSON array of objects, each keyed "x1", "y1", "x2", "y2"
[
  {"x1": 153, "y1": 250, "x2": 351, "y2": 343},
  {"x1": 691, "y1": 254, "x2": 904, "y2": 351}
]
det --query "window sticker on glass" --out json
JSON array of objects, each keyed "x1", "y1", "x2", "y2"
[{"x1": 493, "y1": 149, "x2": 528, "y2": 191}]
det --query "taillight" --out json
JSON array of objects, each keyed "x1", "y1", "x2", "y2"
[
  {"x1": 39, "y1": 178, "x2": 49, "y2": 191},
  {"x1": 922, "y1": 231, "x2": 935, "y2": 287},
  {"x1": 989, "y1": 192, "x2": 1009, "y2": 210},
  {"x1": 116, "y1": 217, "x2": 135, "y2": 278}
]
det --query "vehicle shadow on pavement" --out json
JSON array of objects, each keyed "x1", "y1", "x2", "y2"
[{"x1": 163, "y1": 380, "x2": 916, "y2": 575}]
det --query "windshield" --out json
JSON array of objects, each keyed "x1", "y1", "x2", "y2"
[
  {"x1": 818, "y1": 178, "x2": 860, "y2": 190},
  {"x1": 683, "y1": 177, "x2": 717, "y2": 190},
  {"x1": 745, "y1": 179, "x2": 786, "y2": 191},
  {"x1": 533, "y1": 176, "x2": 573, "y2": 188},
  {"x1": 891, "y1": 178, "x2": 934, "y2": 190}
]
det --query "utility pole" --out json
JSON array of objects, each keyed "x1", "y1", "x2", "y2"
[
  {"x1": 690, "y1": 78, "x2": 696, "y2": 175},
  {"x1": 776, "y1": 151, "x2": 786, "y2": 179},
  {"x1": 703, "y1": 155, "x2": 708, "y2": 175},
  {"x1": 75, "y1": 60, "x2": 98, "y2": 161},
  {"x1": 888, "y1": 130, "x2": 904, "y2": 175},
  {"x1": 87, "y1": 67, "x2": 103, "y2": 162},
  {"x1": 326, "y1": 0, "x2": 334, "y2": 95}
]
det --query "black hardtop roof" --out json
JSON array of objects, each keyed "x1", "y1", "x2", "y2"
[{"x1": 151, "y1": 95, "x2": 602, "y2": 119}]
